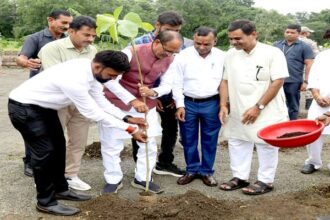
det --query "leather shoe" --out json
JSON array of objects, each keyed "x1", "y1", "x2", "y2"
[
  {"x1": 24, "y1": 163, "x2": 33, "y2": 177},
  {"x1": 301, "y1": 164, "x2": 318, "y2": 174},
  {"x1": 202, "y1": 175, "x2": 218, "y2": 187},
  {"x1": 36, "y1": 203, "x2": 80, "y2": 216},
  {"x1": 177, "y1": 173, "x2": 196, "y2": 185},
  {"x1": 55, "y1": 189, "x2": 91, "y2": 201}
]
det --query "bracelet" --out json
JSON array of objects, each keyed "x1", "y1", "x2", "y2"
[
  {"x1": 303, "y1": 80, "x2": 308, "y2": 84},
  {"x1": 122, "y1": 115, "x2": 132, "y2": 123},
  {"x1": 126, "y1": 125, "x2": 137, "y2": 134}
]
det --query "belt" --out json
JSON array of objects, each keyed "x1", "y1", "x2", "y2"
[
  {"x1": 8, "y1": 99, "x2": 39, "y2": 108},
  {"x1": 184, "y1": 95, "x2": 219, "y2": 102}
]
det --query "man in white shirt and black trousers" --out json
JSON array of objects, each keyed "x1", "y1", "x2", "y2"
[{"x1": 8, "y1": 50, "x2": 147, "y2": 216}]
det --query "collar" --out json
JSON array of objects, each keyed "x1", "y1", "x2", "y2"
[
  {"x1": 43, "y1": 27, "x2": 65, "y2": 39},
  {"x1": 192, "y1": 46, "x2": 213, "y2": 58},
  {"x1": 64, "y1": 37, "x2": 90, "y2": 53},
  {"x1": 283, "y1": 39, "x2": 301, "y2": 46}
]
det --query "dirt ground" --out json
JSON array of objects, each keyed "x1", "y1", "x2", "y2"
[{"x1": 2, "y1": 67, "x2": 330, "y2": 220}]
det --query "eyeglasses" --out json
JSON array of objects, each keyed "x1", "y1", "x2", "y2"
[{"x1": 161, "y1": 43, "x2": 177, "y2": 55}]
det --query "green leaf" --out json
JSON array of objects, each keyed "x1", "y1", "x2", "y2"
[
  {"x1": 118, "y1": 20, "x2": 139, "y2": 38},
  {"x1": 124, "y1": 12, "x2": 142, "y2": 26},
  {"x1": 114, "y1": 6, "x2": 123, "y2": 20},
  {"x1": 96, "y1": 14, "x2": 115, "y2": 37},
  {"x1": 141, "y1": 22, "x2": 154, "y2": 32},
  {"x1": 109, "y1": 25, "x2": 119, "y2": 43}
]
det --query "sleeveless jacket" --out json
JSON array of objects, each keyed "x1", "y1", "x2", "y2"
[{"x1": 104, "y1": 43, "x2": 174, "y2": 111}]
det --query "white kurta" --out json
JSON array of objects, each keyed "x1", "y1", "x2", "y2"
[
  {"x1": 307, "y1": 49, "x2": 330, "y2": 135},
  {"x1": 222, "y1": 42, "x2": 289, "y2": 143}
]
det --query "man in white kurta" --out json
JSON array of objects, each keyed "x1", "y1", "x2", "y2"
[
  {"x1": 301, "y1": 49, "x2": 330, "y2": 174},
  {"x1": 219, "y1": 19, "x2": 289, "y2": 195}
]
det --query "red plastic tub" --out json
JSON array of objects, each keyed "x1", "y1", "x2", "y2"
[{"x1": 257, "y1": 119, "x2": 325, "y2": 148}]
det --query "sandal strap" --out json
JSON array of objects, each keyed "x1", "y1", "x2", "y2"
[{"x1": 254, "y1": 181, "x2": 273, "y2": 189}]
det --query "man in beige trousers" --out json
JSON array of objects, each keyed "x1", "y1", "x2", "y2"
[{"x1": 38, "y1": 15, "x2": 97, "y2": 191}]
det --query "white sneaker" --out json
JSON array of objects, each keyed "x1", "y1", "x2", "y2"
[{"x1": 66, "y1": 176, "x2": 91, "y2": 191}]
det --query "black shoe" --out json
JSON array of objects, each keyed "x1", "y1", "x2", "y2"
[
  {"x1": 24, "y1": 163, "x2": 33, "y2": 177},
  {"x1": 55, "y1": 189, "x2": 91, "y2": 201},
  {"x1": 131, "y1": 178, "x2": 164, "y2": 194},
  {"x1": 101, "y1": 182, "x2": 123, "y2": 194},
  {"x1": 36, "y1": 203, "x2": 80, "y2": 216},
  {"x1": 153, "y1": 162, "x2": 186, "y2": 177},
  {"x1": 301, "y1": 164, "x2": 318, "y2": 174}
]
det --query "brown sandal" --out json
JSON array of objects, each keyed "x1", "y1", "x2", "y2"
[
  {"x1": 219, "y1": 177, "x2": 250, "y2": 191},
  {"x1": 242, "y1": 180, "x2": 273, "y2": 195}
]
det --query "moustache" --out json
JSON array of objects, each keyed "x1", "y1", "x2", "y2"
[{"x1": 59, "y1": 27, "x2": 68, "y2": 31}]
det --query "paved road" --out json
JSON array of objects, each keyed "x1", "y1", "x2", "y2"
[{"x1": 1, "y1": 67, "x2": 330, "y2": 219}]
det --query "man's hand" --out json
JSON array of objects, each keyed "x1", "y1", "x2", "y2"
[
  {"x1": 176, "y1": 107, "x2": 185, "y2": 122},
  {"x1": 241, "y1": 105, "x2": 260, "y2": 125},
  {"x1": 132, "y1": 129, "x2": 148, "y2": 143},
  {"x1": 127, "y1": 117, "x2": 148, "y2": 131},
  {"x1": 156, "y1": 99, "x2": 164, "y2": 112},
  {"x1": 300, "y1": 82, "x2": 308, "y2": 91},
  {"x1": 26, "y1": 58, "x2": 41, "y2": 71},
  {"x1": 316, "y1": 114, "x2": 330, "y2": 126},
  {"x1": 315, "y1": 96, "x2": 330, "y2": 108},
  {"x1": 130, "y1": 99, "x2": 149, "y2": 113},
  {"x1": 139, "y1": 84, "x2": 157, "y2": 97},
  {"x1": 219, "y1": 106, "x2": 229, "y2": 125}
]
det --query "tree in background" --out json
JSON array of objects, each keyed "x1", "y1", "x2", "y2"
[{"x1": 2, "y1": 0, "x2": 330, "y2": 48}]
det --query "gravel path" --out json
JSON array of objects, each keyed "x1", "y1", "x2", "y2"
[{"x1": 1, "y1": 67, "x2": 330, "y2": 219}]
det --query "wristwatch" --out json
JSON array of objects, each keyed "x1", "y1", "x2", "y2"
[
  {"x1": 256, "y1": 103, "x2": 265, "y2": 110},
  {"x1": 123, "y1": 115, "x2": 132, "y2": 123}
]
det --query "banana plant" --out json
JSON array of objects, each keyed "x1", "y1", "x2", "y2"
[{"x1": 96, "y1": 6, "x2": 154, "y2": 193}]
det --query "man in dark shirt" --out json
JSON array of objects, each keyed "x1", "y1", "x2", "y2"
[
  {"x1": 273, "y1": 24, "x2": 314, "y2": 120},
  {"x1": 16, "y1": 9, "x2": 72, "y2": 177}
]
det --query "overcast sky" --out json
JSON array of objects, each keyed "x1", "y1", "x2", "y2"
[{"x1": 253, "y1": 0, "x2": 330, "y2": 15}]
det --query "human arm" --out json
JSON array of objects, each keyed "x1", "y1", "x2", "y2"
[
  {"x1": 219, "y1": 79, "x2": 229, "y2": 125},
  {"x1": 316, "y1": 111, "x2": 330, "y2": 126},
  {"x1": 16, "y1": 35, "x2": 41, "y2": 70},
  {"x1": 301, "y1": 59, "x2": 313, "y2": 91},
  {"x1": 242, "y1": 78, "x2": 285, "y2": 124}
]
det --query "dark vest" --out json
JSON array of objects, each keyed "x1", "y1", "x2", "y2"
[{"x1": 104, "y1": 43, "x2": 174, "y2": 111}]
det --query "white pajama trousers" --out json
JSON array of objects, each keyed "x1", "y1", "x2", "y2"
[
  {"x1": 305, "y1": 135, "x2": 325, "y2": 169},
  {"x1": 99, "y1": 108, "x2": 160, "y2": 184},
  {"x1": 228, "y1": 138, "x2": 279, "y2": 183}
]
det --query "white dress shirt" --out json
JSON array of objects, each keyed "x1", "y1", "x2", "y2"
[
  {"x1": 172, "y1": 46, "x2": 226, "y2": 108},
  {"x1": 307, "y1": 49, "x2": 330, "y2": 134},
  {"x1": 9, "y1": 58, "x2": 129, "y2": 130}
]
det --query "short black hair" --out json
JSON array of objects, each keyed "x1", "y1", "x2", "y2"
[
  {"x1": 48, "y1": 9, "x2": 71, "y2": 19},
  {"x1": 194, "y1": 26, "x2": 217, "y2": 38},
  {"x1": 69, "y1": 16, "x2": 97, "y2": 30},
  {"x1": 93, "y1": 50, "x2": 130, "y2": 73},
  {"x1": 155, "y1": 30, "x2": 183, "y2": 45},
  {"x1": 287, "y1": 24, "x2": 301, "y2": 33},
  {"x1": 157, "y1": 11, "x2": 184, "y2": 26},
  {"x1": 228, "y1": 19, "x2": 256, "y2": 35}
]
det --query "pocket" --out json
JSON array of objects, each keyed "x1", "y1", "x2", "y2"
[
  {"x1": 25, "y1": 108, "x2": 48, "y2": 137},
  {"x1": 8, "y1": 103, "x2": 28, "y2": 128}
]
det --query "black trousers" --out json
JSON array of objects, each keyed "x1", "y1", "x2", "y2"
[
  {"x1": 8, "y1": 99, "x2": 68, "y2": 206},
  {"x1": 132, "y1": 98, "x2": 178, "y2": 164}
]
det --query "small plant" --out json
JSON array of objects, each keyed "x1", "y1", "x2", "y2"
[{"x1": 96, "y1": 6, "x2": 154, "y2": 193}]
